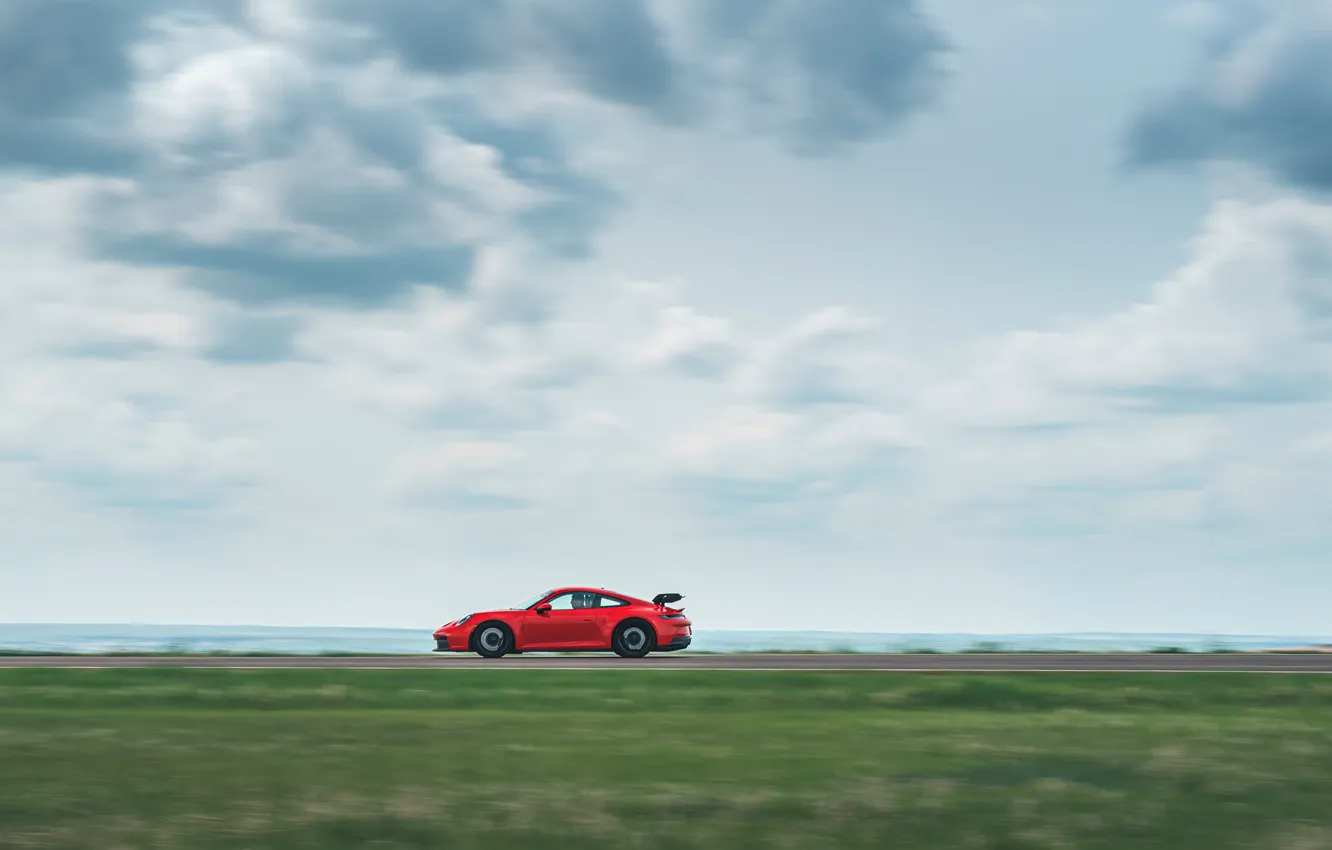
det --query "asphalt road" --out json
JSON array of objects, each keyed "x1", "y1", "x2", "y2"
[{"x1": 3, "y1": 653, "x2": 1332, "y2": 671}]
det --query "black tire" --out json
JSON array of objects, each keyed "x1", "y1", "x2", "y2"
[
  {"x1": 472, "y1": 622, "x2": 512, "y2": 659},
  {"x1": 612, "y1": 619, "x2": 655, "y2": 659}
]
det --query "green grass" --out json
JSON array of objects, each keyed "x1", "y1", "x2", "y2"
[{"x1": 3, "y1": 670, "x2": 1332, "y2": 849}]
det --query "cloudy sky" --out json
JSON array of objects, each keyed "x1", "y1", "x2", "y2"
[{"x1": 4, "y1": 0, "x2": 1332, "y2": 634}]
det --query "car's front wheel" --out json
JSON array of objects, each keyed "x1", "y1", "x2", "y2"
[
  {"x1": 612, "y1": 620, "x2": 655, "y2": 659},
  {"x1": 472, "y1": 623, "x2": 512, "y2": 659}
]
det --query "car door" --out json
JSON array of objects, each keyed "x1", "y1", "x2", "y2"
[
  {"x1": 522, "y1": 592, "x2": 600, "y2": 648},
  {"x1": 593, "y1": 594, "x2": 632, "y2": 645}
]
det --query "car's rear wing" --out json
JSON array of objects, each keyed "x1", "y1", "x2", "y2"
[{"x1": 652, "y1": 593, "x2": 684, "y2": 607}]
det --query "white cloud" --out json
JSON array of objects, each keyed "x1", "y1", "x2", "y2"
[
  {"x1": 294, "y1": 270, "x2": 615, "y2": 432},
  {"x1": 739, "y1": 306, "x2": 916, "y2": 409},
  {"x1": 130, "y1": 17, "x2": 309, "y2": 157},
  {"x1": 635, "y1": 304, "x2": 741, "y2": 378},
  {"x1": 916, "y1": 414, "x2": 1229, "y2": 532},
  {"x1": 925, "y1": 198, "x2": 1332, "y2": 429},
  {"x1": 664, "y1": 403, "x2": 915, "y2": 535},
  {"x1": 646, "y1": 196, "x2": 1332, "y2": 539},
  {"x1": 8, "y1": 124, "x2": 1332, "y2": 546},
  {"x1": 0, "y1": 358, "x2": 262, "y2": 508},
  {"x1": 0, "y1": 176, "x2": 268, "y2": 508},
  {"x1": 385, "y1": 440, "x2": 535, "y2": 509}
]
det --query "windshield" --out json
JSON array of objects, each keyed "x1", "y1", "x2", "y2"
[{"x1": 517, "y1": 590, "x2": 552, "y2": 609}]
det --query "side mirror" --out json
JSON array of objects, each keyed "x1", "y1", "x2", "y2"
[{"x1": 535, "y1": 604, "x2": 552, "y2": 615}]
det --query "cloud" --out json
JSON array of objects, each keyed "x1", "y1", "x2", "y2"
[
  {"x1": 0, "y1": 359, "x2": 261, "y2": 510},
  {"x1": 624, "y1": 300, "x2": 921, "y2": 534},
  {"x1": 770, "y1": 196, "x2": 1332, "y2": 542},
  {"x1": 675, "y1": 0, "x2": 948, "y2": 153},
  {"x1": 1127, "y1": 0, "x2": 1332, "y2": 192},
  {"x1": 0, "y1": 174, "x2": 270, "y2": 507},
  {"x1": 2, "y1": 2, "x2": 622, "y2": 308},
  {"x1": 0, "y1": 0, "x2": 151, "y2": 174},
  {"x1": 740, "y1": 307, "x2": 913, "y2": 408},
  {"x1": 13, "y1": 0, "x2": 1331, "y2": 544},
  {"x1": 97, "y1": 12, "x2": 614, "y2": 305},
  {"x1": 9, "y1": 169, "x2": 1332, "y2": 536},
  {"x1": 204, "y1": 312, "x2": 302, "y2": 364},
  {"x1": 928, "y1": 197, "x2": 1332, "y2": 427},
  {"x1": 295, "y1": 275, "x2": 609, "y2": 432},
  {"x1": 656, "y1": 197, "x2": 1332, "y2": 539},
  {"x1": 0, "y1": 169, "x2": 623, "y2": 509},
  {"x1": 384, "y1": 440, "x2": 535, "y2": 510},
  {"x1": 889, "y1": 195, "x2": 1332, "y2": 538},
  {"x1": 333, "y1": 0, "x2": 682, "y2": 116},
  {"x1": 635, "y1": 305, "x2": 741, "y2": 378},
  {"x1": 665, "y1": 404, "x2": 914, "y2": 536},
  {"x1": 1, "y1": 0, "x2": 945, "y2": 316},
  {"x1": 336, "y1": 0, "x2": 946, "y2": 151},
  {"x1": 924, "y1": 416, "x2": 1230, "y2": 537}
]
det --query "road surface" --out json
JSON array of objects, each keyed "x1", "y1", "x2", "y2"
[{"x1": 3, "y1": 653, "x2": 1332, "y2": 671}]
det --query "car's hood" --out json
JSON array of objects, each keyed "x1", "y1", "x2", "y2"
[{"x1": 440, "y1": 608, "x2": 517, "y2": 626}]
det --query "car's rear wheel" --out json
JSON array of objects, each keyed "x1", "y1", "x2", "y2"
[
  {"x1": 612, "y1": 620, "x2": 654, "y2": 659},
  {"x1": 472, "y1": 623, "x2": 512, "y2": 659}
]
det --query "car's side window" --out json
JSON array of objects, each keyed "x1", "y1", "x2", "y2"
[
  {"x1": 546, "y1": 592, "x2": 597, "y2": 610},
  {"x1": 597, "y1": 595, "x2": 629, "y2": 608}
]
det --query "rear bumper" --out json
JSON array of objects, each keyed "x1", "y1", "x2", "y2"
[{"x1": 658, "y1": 635, "x2": 692, "y2": 652}]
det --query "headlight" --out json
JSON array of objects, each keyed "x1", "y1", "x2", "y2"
[{"x1": 456, "y1": 614, "x2": 473, "y2": 626}]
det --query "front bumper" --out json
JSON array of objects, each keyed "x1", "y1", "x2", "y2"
[{"x1": 432, "y1": 635, "x2": 463, "y2": 652}]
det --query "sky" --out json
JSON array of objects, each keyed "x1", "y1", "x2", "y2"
[{"x1": 4, "y1": 0, "x2": 1332, "y2": 635}]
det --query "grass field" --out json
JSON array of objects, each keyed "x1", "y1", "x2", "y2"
[{"x1": 3, "y1": 670, "x2": 1332, "y2": 849}]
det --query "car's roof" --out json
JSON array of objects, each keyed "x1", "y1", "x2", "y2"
[{"x1": 547, "y1": 586, "x2": 645, "y2": 603}]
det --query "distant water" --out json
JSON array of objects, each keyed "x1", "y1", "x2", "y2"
[{"x1": 1, "y1": 624, "x2": 1329, "y2": 654}]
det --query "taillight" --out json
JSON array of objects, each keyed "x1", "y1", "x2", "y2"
[{"x1": 658, "y1": 613, "x2": 686, "y2": 620}]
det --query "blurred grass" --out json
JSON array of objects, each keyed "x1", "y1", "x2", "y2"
[{"x1": 3, "y1": 670, "x2": 1332, "y2": 849}]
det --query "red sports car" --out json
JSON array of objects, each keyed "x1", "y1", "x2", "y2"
[{"x1": 432, "y1": 587, "x2": 692, "y2": 658}]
